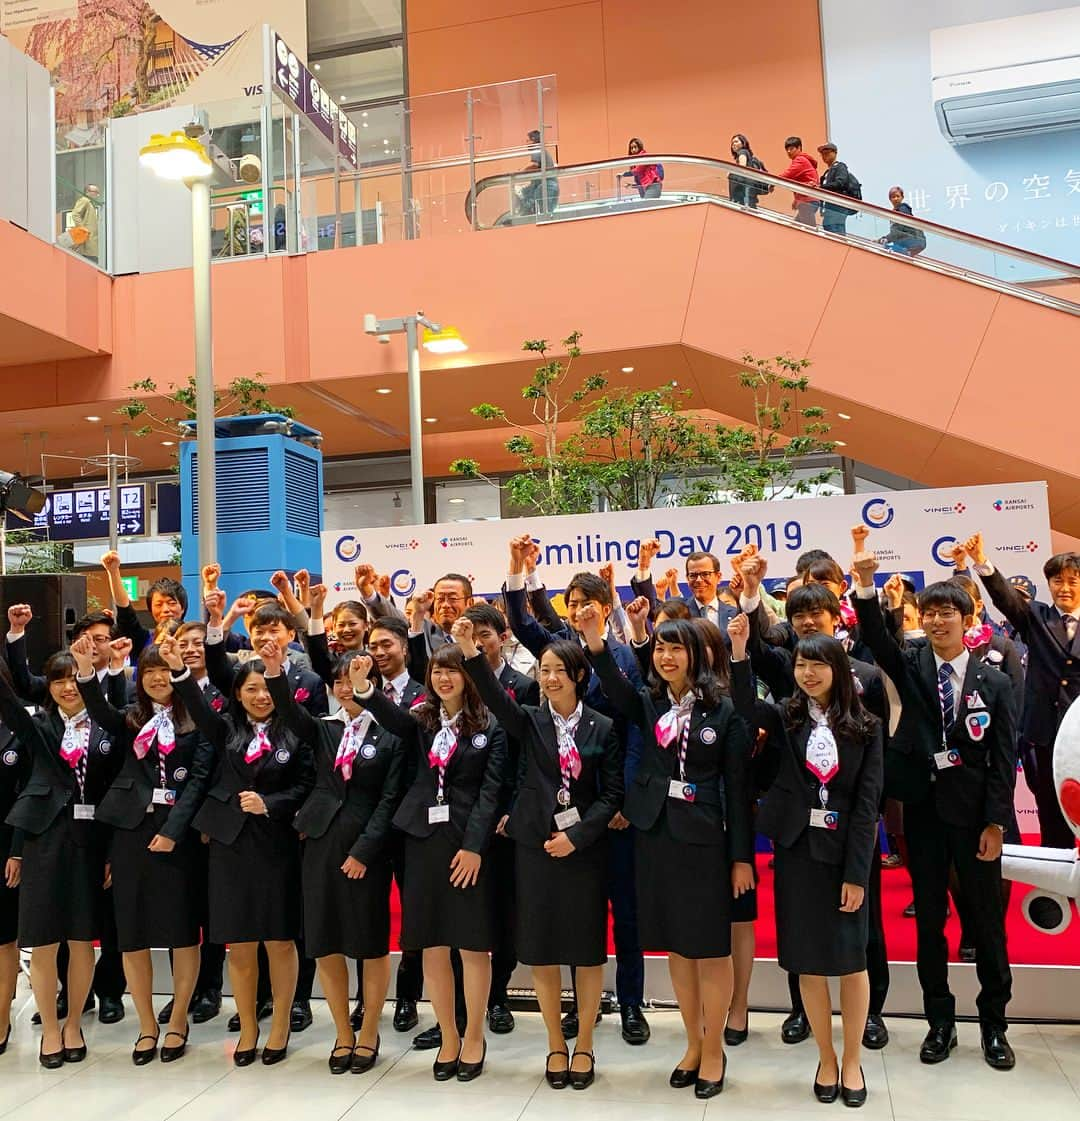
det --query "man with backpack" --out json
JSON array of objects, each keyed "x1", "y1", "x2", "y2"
[{"x1": 817, "y1": 141, "x2": 862, "y2": 235}]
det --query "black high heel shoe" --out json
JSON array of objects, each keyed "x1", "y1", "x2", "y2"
[
  {"x1": 457, "y1": 1039, "x2": 487, "y2": 1082},
  {"x1": 233, "y1": 1029, "x2": 260, "y2": 1067},
  {"x1": 132, "y1": 1033, "x2": 159, "y2": 1066},
  {"x1": 351, "y1": 1034, "x2": 380, "y2": 1074},
  {"x1": 694, "y1": 1055, "x2": 726, "y2": 1100},
  {"x1": 328, "y1": 1043, "x2": 353, "y2": 1075},
  {"x1": 545, "y1": 1050, "x2": 570, "y2": 1089},
  {"x1": 724, "y1": 1013, "x2": 750, "y2": 1047},
  {"x1": 160, "y1": 1026, "x2": 189, "y2": 1063},
  {"x1": 669, "y1": 1063, "x2": 700, "y2": 1089},
  {"x1": 814, "y1": 1061, "x2": 840, "y2": 1103},
  {"x1": 0, "y1": 1025, "x2": 11, "y2": 1056},
  {"x1": 39, "y1": 1037, "x2": 65, "y2": 1070},
  {"x1": 841, "y1": 1066, "x2": 867, "y2": 1108},
  {"x1": 433, "y1": 1041, "x2": 461, "y2": 1082},
  {"x1": 569, "y1": 1049, "x2": 595, "y2": 1090},
  {"x1": 62, "y1": 1028, "x2": 87, "y2": 1064},
  {"x1": 261, "y1": 1031, "x2": 291, "y2": 1065}
]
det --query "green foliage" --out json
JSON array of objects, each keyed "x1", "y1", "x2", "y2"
[{"x1": 3, "y1": 530, "x2": 73, "y2": 574}]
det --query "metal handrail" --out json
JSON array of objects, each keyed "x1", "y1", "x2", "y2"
[{"x1": 467, "y1": 153, "x2": 1080, "y2": 280}]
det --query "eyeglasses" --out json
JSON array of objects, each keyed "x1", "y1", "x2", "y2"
[
  {"x1": 919, "y1": 608, "x2": 960, "y2": 621},
  {"x1": 433, "y1": 594, "x2": 465, "y2": 605},
  {"x1": 686, "y1": 570, "x2": 718, "y2": 582}
]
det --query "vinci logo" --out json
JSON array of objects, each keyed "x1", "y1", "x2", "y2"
[
  {"x1": 384, "y1": 539, "x2": 421, "y2": 552},
  {"x1": 861, "y1": 498, "x2": 894, "y2": 530},
  {"x1": 931, "y1": 535, "x2": 959, "y2": 566},
  {"x1": 334, "y1": 535, "x2": 362, "y2": 563},
  {"x1": 954, "y1": 502, "x2": 966, "y2": 514},
  {"x1": 994, "y1": 542, "x2": 1040, "y2": 554},
  {"x1": 923, "y1": 504, "x2": 955, "y2": 516}
]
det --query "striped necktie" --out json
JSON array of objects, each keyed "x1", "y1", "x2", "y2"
[{"x1": 937, "y1": 663, "x2": 955, "y2": 734}]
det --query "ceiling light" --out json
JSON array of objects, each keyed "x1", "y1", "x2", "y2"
[
  {"x1": 448, "y1": 497, "x2": 465, "y2": 504},
  {"x1": 313, "y1": 63, "x2": 320, "y2": 70},
  {"x1": 424, "y1": 417, "x2": 437, "y2": 423},
  {"x1": 362, "y1": 122, "x2": 368, "y2": 127},
  {"x1": 422, "y1": 325, "x2": 468, "y2": 354},
  {"x1": 621, "y1": 366, "x2": 634, "y2": 373},
  {"x1": 85, "y1": 415, "x2": 101, "y2": 422},
  {"x1": 837, "y1": 412, "x2": 852, "y2": 420},
  {"x1": 834, "y1": 440, "x2": 848, "y2": 447},
  {"x1": 161, "y1": 440, "x2": 175, "y2": 446},
  {"x1": 375, "y1": 387, "x2": 392, "y2": 395}
]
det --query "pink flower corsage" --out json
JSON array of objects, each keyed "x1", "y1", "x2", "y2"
[
  {"x1": 294, "y1": 687, "x2": 311, "y2": 703},
  {"x1": 963, "y1": 623, "x2": 993, "y2": 650}
]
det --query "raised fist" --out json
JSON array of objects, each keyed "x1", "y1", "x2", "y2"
[
  {"x1": 963, "y1": 533, "x2": 987, "y2": 567},
  {"x1": 6, "y1": 604, "x2": 32, "y2": 632},
  {"x1": 100, "y1": 550, "x2": 121, "y2": 573},
  {"x1": 851, "y1": 550, "x2": 880, "y2": 588},
  {"x1": 348, "y1": 654, "x2": 374, "y2": 690},
  {"x1": 354, "y1": 564, "x2": 377, "y2": 596},
  {"x1": 201, "y1": 563, "x2": 221, "y2": 590}
]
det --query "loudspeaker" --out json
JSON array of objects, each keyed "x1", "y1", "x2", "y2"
[{"x1": 0, "y1": 574, "x2": 88, "y2": 672}]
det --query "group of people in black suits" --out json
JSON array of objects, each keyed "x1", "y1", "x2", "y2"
[{"x1": 0, "y1": 523, "x2": 1074, "y2": 1104}]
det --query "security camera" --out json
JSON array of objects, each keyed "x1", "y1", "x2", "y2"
[{"x1": 378, "y1": 334, "x2": 391, "y2": 345}]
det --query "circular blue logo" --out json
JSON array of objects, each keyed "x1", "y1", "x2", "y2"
[
  {"x1": 931, "y1": 535, "x2": 958, "y2": 567},
  {"x1": 862, "y1": 498, "x2": 894, "y2": 530},
  {"x1": 335, "y1": 535, "x2": 362, "y2": 563},
  {"x1": 390, "y1": 568, "x2": 417, "y2": 597}
]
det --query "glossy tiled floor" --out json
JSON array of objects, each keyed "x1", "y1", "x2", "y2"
[{"x1": 0, "y1": 991, "x2": 1077, "y2": 1121}]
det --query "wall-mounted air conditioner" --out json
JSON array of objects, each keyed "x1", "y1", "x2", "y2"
[{"x1": 931, "y1": 6, "x2": 1080, "y2": 145}]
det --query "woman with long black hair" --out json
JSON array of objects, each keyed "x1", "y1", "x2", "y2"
[
  {"x1": 274, "y1": 651, "x2": 403, "y2": 1075},
  {"x1": 728, "y1": 618, "x2": 882, "y2": 1108},
  {"x1": 455, "y1": 619, "x2": 622, "y2": 1090},
  {"x1": 158, "y1": 636, "x2": 314, "y2": 1068},
  {"x1": 72, "y1": 636, "x2": 214, "y2": 1065},
  {"x1": 728, "y1": 133, "x2": 771, "y2": 209},
  {"x1": 0, "y1": 645, "x2": 126, "y2": 1067},
  {"x1": 351, "y1": 643, "x2": 505, "y2": 1084},
  {"x1": 580, "y1": 604, "x2": 753, "y2": 1100}
]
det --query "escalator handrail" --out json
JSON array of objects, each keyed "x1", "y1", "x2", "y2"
[{"x1": 466, "y1": 154, "x2": 1080, "y2": 278}]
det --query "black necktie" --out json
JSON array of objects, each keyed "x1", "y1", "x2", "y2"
[{"x1": 938, "y1": 663, "x2": 955, "y2": 735}]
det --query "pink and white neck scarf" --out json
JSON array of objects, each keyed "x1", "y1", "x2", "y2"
[
  {"x1": 134, "y1": 704, "x2": 175, "y2": 759},
  {"x1": 551, "y1": 702, "x2": 584, "y2": 781},
  {"x1": 59, "y1": 710, "x2": 91, "y2": 767},
  {"x1": 335, "y1": 711, "x2": 374, "y2": 780},
  {"x1": 245, "y1": 721, "x2": 272, "y2": 763}
]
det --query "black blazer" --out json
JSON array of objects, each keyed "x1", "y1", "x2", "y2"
[
  {"x1": 356, "y1": 686, "x2": 506, "y2": 854},
  {"x1": 0, "y1": 722, "x2": 29, "y2": 860},
  {"x1": 78, "y1": 677, "x2": 214, "y2": 843},
  {"x1": 6, "y1": 635, "x2": 135, "y2": 707},
  {"x1": 978, "y1": 565, "x2": 1080, "y2": 747},
  {"x1": 587, "y1": 645, "x2": 752, "y2": 857},
  {"x1": 271, "y1": 675, "x2": 404, "y2": 865},
  {"x1": 731, "y1": 660, "x2": 883, "y2": 887},
  {"x1": 173, "y1": 671, "x2": 315, "y2": 846},
  {"x1": 854, "y1": 591, "x2": 1017, "y2": 827},
  {"x1": 205, "y1": 636, "x2": 329, "y2": 718},
  {"x1": 0, "y1": 670, "x2": 123, "y2": 842},
  {"x1": 464, "y1": 652, "x2": 622, "y2": 851},
  {"x1": 629, "y1": 572, "x2": 738, "y2": 632}
]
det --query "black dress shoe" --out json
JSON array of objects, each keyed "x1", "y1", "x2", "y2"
[
  {"x1": 39, "y1": 1038, "x2": 65, "y2": 1069},
  {"x1": 621, "y1": 1005, "x2": 650, "y2": 1045},
  {"x1": 569, "y1": 1049, "x2": 594, "y2": 1090},
  {"x1": 393, "y1": 998, "x2": 418, "y2": 1032},
  {"x1": 414, "y1": 1024, "x2": 443, "y2": 1051},
  {"x1": 694, "y1": 1056, "x2": 726, "y2": 1100},
  {"x1": 561, "y1": 1009, "x2": 579, "y2": 1040},
  {"x1": 132, "y1": 1033, "x2": 159, "y2": 1066},
  {"x1": 814, "y1": 1062, "x2": 840, "y2": 1103},
  {"x1": 328, "y1": 1044, "x2": 353, "y2": 1075},
  {"x1": 920, "y1": 1024, "x2": 958, "y2": 1064},
  {"x1": 841, "y1": 1066, "x2": 867, "y2": 1108},
  {"x1": 545, "y1": 1050, "x2": 570, "y2": 1089},
  {"x1": 669, "y1": 1064, "x2": 699, "y2": 1089},
  {"x1": 457, "y1": 1040, "x2": 487, "y2": 1082},
  {"x1": 157, "y1": 1000, "x2": 174, "y2": 1025},
  {"x1": 724, "y1": 1013, "x2": 749, "y2": 1047},
  {"x1": 228, "y1": 1000, "x2": 273, "y2": 1031},
  {"x1": 98, "y1": 997, "x2": 125, "y2": 1025},
  {"x1": 262, "y1": 1032, "x2": 290, "y2": 1065},
  {"x1": 161, "y1": 1027, "x2": 189, "y2": 1063},
  {"x1": 903, "y1": 900, "x2": 917, "y2": 918},
  {"x1": 290, "y1": 1001, "x2": 313, "y2": 1032},
  {"x1": 233, "y1": 1031, "x2": 260, "y2": 1067},
  {"x1": 350, "y1": 1001, "x2": 365, "y2": 1031},
  {"x1": 981, "y1": 1028, "x2": 1015, "y2": 1071},
  {"x1": 862, "y1": 1013, "x2": 889, "y2": 1050},
  {"x1": 488, "y1": 1003, "x2": 515, "y2": 1034},
  {"x1": 257, "y1": 998, "x2": 274, "y2": 1021},
  {"x1": 63, "y1": 1028, "x2": 87, "y2": 1063},
  {"x1": 191, "y1": 991, "x2": 222, "y2": 1024},
  {"x1": 959, "y1": 946, "x2": 978, "y2": 964},
  {"x1": 351, "y1": 1035, "x2": 380, "y2": 1074},
  {"x1": 433, "y1": 1043, "x2": 460, "y2": 1081},
  {"x1": 781, "y1": 1009, "x2": 811, "y2": 1044}
]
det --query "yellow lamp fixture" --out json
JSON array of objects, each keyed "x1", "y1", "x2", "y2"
[
  {"x1": 422, "y1": 325, "x2": 468, "y2": 354},
  {"x1": 139, "y1": 131, "x2": 213, "y2": 181}
]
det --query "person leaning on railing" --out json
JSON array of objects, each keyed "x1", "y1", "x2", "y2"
[{"x1": 879, "y1": 187, "x2": 926, "y2": 257}]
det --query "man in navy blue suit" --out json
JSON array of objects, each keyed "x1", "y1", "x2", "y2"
[{"x1": 631, "y1": 539, "x2": 737, "y2": 633}]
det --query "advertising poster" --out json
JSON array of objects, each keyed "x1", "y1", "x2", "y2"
[
  {"x1": 819, "y1": 0, "x2": 1080, "y2": 263},
  {"x1": 0, "y1": 0, "x2": 306, "y2": 148}
]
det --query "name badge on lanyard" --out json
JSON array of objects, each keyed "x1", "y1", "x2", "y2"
[
  {"x1": 934, "y1": 748, "x2": 962, "y2": 770},
  {"x1": 428, "y1": 804, "x2": 450, "y2": 825},
  {"x1": 152, "y1": 788, "x2": 177, "y2": 806},
  {"x1": 554, "y1": 806, "x2": 581, "y2": 830},
  {"x1": 809, "y1": 808, "x2": 839, "y2": 830},
  {"x1": 73, "y1": 803, "x2": 95, "y2": 821},
  {"x1": 667, "y1": 779, "x2": 696, "y2": 803}
]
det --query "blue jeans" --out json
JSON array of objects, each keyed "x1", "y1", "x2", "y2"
[
  {"x1": 885, "y1": 237, "x2": 922, "y2": 256},
  {"x1": 822, "y1": 208, "x2": 848, "y2": 235}
]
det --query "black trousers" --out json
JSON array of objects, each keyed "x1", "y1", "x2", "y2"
[
  {"x1": 488, "y1": 832, "x2": 517, "y2": 1007},
  {"x1": 789, "y1": 842, "x2": 888, "y2": 1015},
  {"x1": 1021, "y1": 739, "x2": 1075, "y2": 848},
  {"x1": 905, "y1": 796, "x2": 1011, "y2": 1031}
]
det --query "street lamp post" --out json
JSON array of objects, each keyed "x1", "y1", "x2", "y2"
[
  {"x1": 139, "y1": 127, "x2": 218, "y2": 569},
  {"x1": 363, "y1": 313, "x2": 468, "y2": 526}
]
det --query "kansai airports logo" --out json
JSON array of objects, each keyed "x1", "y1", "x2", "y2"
[
  {"x1": 334, "y1": 535, "x2": 362, "y2": 563},
  {"x1": 439, "y1": 535, "x2": 474, "y2": 549},
  {"x1": 932, "y1": 535, "x2": 959, "y2": 566},
  {"x1": 861, "y1": 498, "x2": 894, "y2": 530},
  {"x1": 993, "y1": 497, "x2": 1036, "y2": 513}
]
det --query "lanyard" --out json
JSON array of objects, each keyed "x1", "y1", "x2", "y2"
[
  {"x1": 74, "y1": 752, "x2": 87, "y2": 803},
  {"x1": 676, "y1": 719, "x2": 691, "y2": 783}
]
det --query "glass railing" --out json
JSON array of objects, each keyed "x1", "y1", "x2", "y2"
[
  {"x1": 465, "y1": 155, "x2": 1080, "y2": 312},
  {"x1": 55, "y1": 168, "x2": 107, "y2": 271}
]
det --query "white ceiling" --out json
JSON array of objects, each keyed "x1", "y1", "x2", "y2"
[{"x1": 307, "y1": 0, "x2": 403, "y2": 53}]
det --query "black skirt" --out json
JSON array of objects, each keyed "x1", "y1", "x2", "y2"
[
  {"x1": 18, "y1": 814, "x2": 106, "y2": 947},
  {"x1": 515, "y1": 837, "x2": 608, "y2": 967},
  {"x1": 635, "y1": 808, "x2": 733, "y2": 958},
  {"x1": 774, "y1": 838, "x2": 867, "y2": 976},
  {"x1": 302, "y1": 813, "x2": 392, "y2": 960},
  {"x1": 110, "y1": 810, "x2": 202, "y2": 951},
  {"x1": 208, "y1": 816, "x2": 301, "y2": 944},
  {"x1": 731, "y1": 854, "x2": 759, "y2": 924},
  {"x1": 0, "y1": 824, "x2": 17, "y2": 945},
  {"x1": 400, "y1": 828, "x2": 495, "y2": 952}
]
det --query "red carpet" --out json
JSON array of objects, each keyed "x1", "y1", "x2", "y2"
[{"x1": 388, "y1": 838, "x2": 1080, "y2": 966}]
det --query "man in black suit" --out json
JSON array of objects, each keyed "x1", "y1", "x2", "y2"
[
  {"x1": 5, "y1": 605, "x2": 128, "y2": 1025},
  {"x1": 852, "y1": 540, "x2": 1017, "y2": 1071},
  {"x1": 965, "y1": 533, "x2": 1080, "y2": 848},
  {"x1": 631, "y1": 540, "x2": 736, "y2": 632},
  {"x1": 101, "y1": 550, "x2": 187, "y2": 656}
]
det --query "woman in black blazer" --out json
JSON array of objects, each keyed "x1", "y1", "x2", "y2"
[
  {"x1": 728, "y1": 619, "x2": 883, "y2": 1108},
  {"x1": 0, "y1": 648, "x2": 125, "y2": 1067},
  {"x1": 158, "y1": 638, "x2": 314, "y2": 1068},
  {"x1": 456, "y1": 619, "x2": 622, "y2": 1090},
  {"x1": 580, "y1": 605, "x2": 753, "y2": 1100},
  {"x1": 274, "y1": 652, "x2": 403, "y2": 1075},
  {"x1": 351, "y1": 643, "x2": 505, "y2": 1084},
  {"x1": 0, "y1": 662, "x2": 28, "y2": 1056},
  {"x1": 72, "y1": 636, "x2": 214, "y2": 1065}
]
